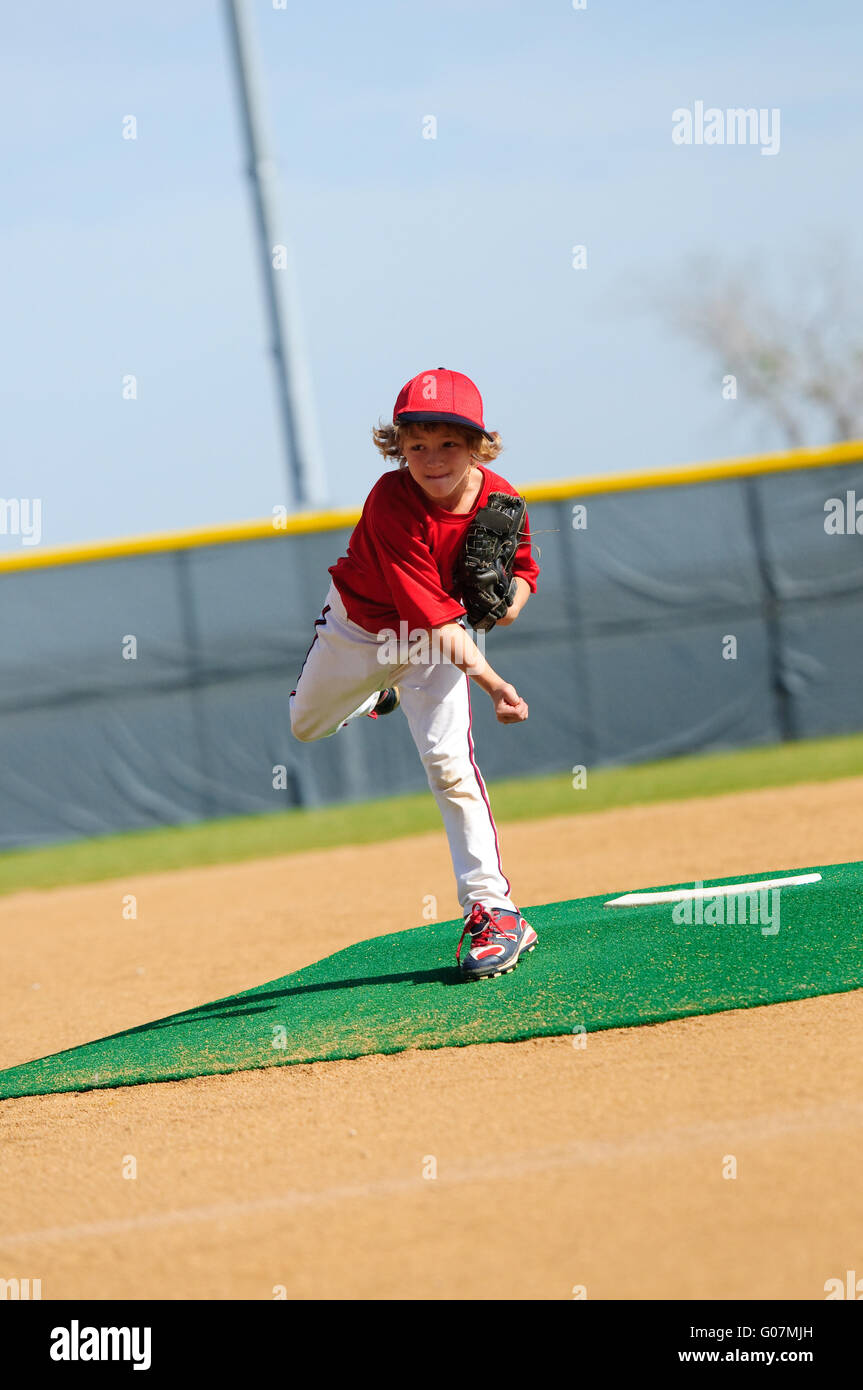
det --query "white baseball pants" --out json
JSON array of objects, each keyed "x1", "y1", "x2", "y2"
[{"x1": 290, "y1": 583, "x2": 515, "y2": 917}]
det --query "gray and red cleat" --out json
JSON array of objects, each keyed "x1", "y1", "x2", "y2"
[{"x1": 456, "y1": 903, "x2": 538, "y2": 980}]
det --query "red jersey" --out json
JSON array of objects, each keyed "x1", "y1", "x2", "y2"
[{"x1": 329, "y1": 465, "x2": 540, "y2": 633}]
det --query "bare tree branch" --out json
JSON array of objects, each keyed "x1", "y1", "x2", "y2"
[{"x1": 656, "y1": 242, "x2": 863, "y2": 447}]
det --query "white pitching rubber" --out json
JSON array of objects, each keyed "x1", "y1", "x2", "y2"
[{"x1": 605, "y1": 872, "x2": 822, "y2": 908}]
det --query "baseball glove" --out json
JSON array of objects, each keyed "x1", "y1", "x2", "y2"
[{"x1": 455, "y1": 492, "x2": 526, "y2": 631}]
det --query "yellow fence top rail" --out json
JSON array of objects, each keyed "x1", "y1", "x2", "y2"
[{"x1": 1, "y1": 439, "x2": 861, "y2": 574}]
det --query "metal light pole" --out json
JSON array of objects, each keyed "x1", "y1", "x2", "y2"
[{"x1": 223, "y1": 0, "x2": 327, "y2": 508}]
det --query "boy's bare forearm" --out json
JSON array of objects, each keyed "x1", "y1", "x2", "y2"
[
  {"x1": 496, "y1": 576, "x2": 530, "y2": 627},
  {"x1": 433, "y1": 622, "x2": 528, "y2": 723},
  {"x1": 434, "y1": 577, "x2": 530, "y2": 675},
  {"x1": 434, "y1": 622, "x2": 501, "y2": 693}
]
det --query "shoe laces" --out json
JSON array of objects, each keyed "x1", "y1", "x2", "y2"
[{"x1": 456, "y1": 903, "x2": 500, "y2": 962}]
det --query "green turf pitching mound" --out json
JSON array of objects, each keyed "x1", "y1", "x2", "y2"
[{"x1": 1, "y1": 861, "x2": 861, "y2": 1100}]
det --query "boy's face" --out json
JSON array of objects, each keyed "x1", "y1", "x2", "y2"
[{"x1": 400, "y1": 426, "x2": 476, "y2": 505}]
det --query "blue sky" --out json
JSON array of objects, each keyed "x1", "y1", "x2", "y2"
[{"x1": 2, "y1": 0, "x2": 861, "y2": 548}]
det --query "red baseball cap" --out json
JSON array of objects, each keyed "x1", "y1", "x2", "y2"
[{"x1": 393, "y1": 368, "x2": 494, "y2": 441}]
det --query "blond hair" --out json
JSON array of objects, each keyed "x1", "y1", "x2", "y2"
[{"x1": 372, "y1": 419, "x2": 503, "y2": 467}]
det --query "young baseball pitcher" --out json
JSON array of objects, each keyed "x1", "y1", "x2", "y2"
[{"x1": 290, "y1": 368, "x2": 540, "y2": 978}]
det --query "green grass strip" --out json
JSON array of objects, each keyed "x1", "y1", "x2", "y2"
[
  {"x1": 1, "y1": 860, "x2": 860, "y2": 1099},
  {"x1": 2, "y1": 731, "x2": 863, "y2": 898}
]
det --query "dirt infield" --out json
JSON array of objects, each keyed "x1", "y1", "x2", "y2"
[{"x1": 2, "y1": 776, "x2": 863, "y2": 1299}]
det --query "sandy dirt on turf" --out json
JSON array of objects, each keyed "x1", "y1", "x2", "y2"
[{"x1": 1, "y1": 775, "x2": 862, "y2": 1300}]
